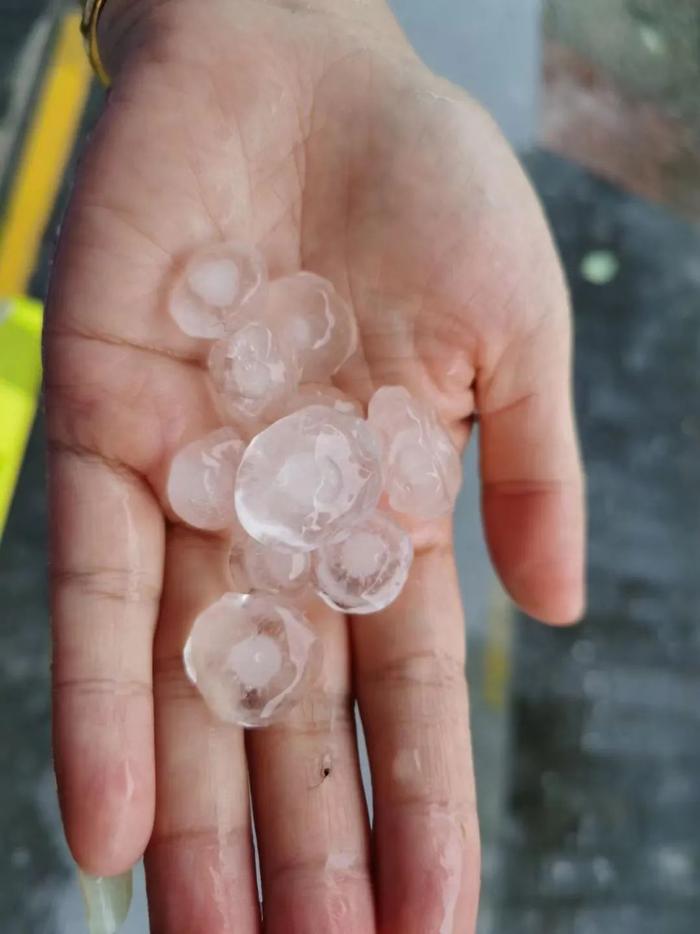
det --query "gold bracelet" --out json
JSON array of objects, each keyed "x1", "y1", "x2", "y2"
[{"x1": 80, "y1": 0, "x2": 111, "y2": 87}]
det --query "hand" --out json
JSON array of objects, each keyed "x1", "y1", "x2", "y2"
[{"x1": 45, "y1": 1, "x2": 584, "y2": 931}]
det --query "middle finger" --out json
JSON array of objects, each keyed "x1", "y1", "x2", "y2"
[{"x1": 247, "y1": 600, "x2": 375, "y2": 933}]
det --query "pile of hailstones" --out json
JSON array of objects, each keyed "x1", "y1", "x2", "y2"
[{"x1": 167, "y1": 243, "x2": 462, "y2": 728}]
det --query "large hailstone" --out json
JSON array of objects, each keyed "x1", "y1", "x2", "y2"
[
  {"x1": 183, "y1": 592, "x2": 321, "y2": 727},
  {"x1": 368, "y1": 386, "x2": 462, "y2": 519},
  {"x1": 234, "y1": 405, "x2": 382, "y2": 551},
  {"x1": 265, "y1": 272, "x2": 358, "y2": 381},
  {"x1": 167, "y1": 427, "x2": 246, "y2": 530},
  {"x1": 313, "y1": 511, "x2": 413, "y2": 614},
  {"x1": 168, "y1": 242, "x2": 267, "y2": 338}
]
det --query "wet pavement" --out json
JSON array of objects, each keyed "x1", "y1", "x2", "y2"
[{"x1": 498, "y1": 152, "x2": 700, "y2": 933}]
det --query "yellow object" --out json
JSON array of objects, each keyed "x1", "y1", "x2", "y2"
[
  {"x1": 0, "y1": 12, "x2": 92, "y2": 536},
  {"x1": 80, "y1": 0, "x2": 111, "y2": 87},
  {"x1": 0, "y1": 13, "x2": 92, "y2": 297},
  {"x1": 482, "y1": 585, "x2": 513, "y2": 709},
  {"x1": 0, "y1": 298, "x2": 43, "y2": 534}
]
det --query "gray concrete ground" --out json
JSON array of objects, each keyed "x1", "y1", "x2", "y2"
[{"x1": 497, "y1": 152, "x2": 700, "y2": 934}]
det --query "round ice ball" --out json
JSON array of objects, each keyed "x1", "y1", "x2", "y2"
[
  {"x1": 208, "y1": 320, "x2": 300, "y2": 419},
  {"x1": 368, "y1": 385, "x2": 462, "y2": 519},
  {"x1": 265, "y1": 272, "x2": 358, "y2": 381},
  {"x1": 167, "y1": 427, "x2": 246, "y2": 531},
  {"x1": 168, "y1": 242, "x2": 267, "y2": 339},
  {"x1": 183, "y1": 592, "x2": 322, "y2": 727},
  {"x1": 234, "y1": 405, "x2": 382, "y2": 551},
  {"x1": 312, "y1": 512, "x2": 413, "y2": 614}
]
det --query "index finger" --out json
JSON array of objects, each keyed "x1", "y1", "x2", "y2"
[
  {"x1": 49, "y1": 441, "x2": 162, "y2": 875},
  {"x1": 45, "y1": 305, "x2": 220, "y2": 876}
]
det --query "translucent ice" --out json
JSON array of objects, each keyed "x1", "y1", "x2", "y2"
[
  {"x1": 232, "y1": 536, "x2": 312, "y2": 596},
  {"x1": 265, "y1": 272, "x2": 358, "y2": 380},
  {"x1": 235, "y1": 405, "x2": 382, "y2": 550},
  {"x1": 183, "y1": 592, "x2": 321, "y2": 727},
  {"x1": 368, "y1": 386, "x2": 462, "y2": 519},
  {"x1": 208, "y1": 321, "x2": 300, "y2": 418},
  {"x1": 268, "y1": 383, "x2": 363, "y2": 420},
  {"x1": 168, "y1": 242, "x2": 267, "y2": 338},
  {"x1": 312, "y1": 512, "x2": 412, "y2": 614},
  {"x1": 167, "y1": 427, "x2": 245, "y2": 530}
]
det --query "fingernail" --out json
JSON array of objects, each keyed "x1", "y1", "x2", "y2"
[{"x1": 79, "y1": 869, "x2": 133, "y2": 934}]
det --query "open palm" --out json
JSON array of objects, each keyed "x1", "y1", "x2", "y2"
[{"x1": 45, "y1": 1, "x2": 584, "y2": 931}]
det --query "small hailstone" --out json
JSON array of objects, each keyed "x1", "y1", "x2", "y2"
[
  {"x1": 184, "y1": 592, "x2": 321, "y2": 727},
  {"x1": 312, "y1": 512, "x2": 412, "y2": 614},
  {"x1": 266, "y1": 272, "x2": 358, "y2": 381},
  {"x1": 268, "y1": 383, "x2": 363, "y2": 420},
  {"x1": 167, "y1": 427, "x2": 245, "y2": 530},
  {"x1": 235, "y1": 405, "x2": 382, "y2": 551},
  {"x1": 368, "y1": 386, "x2": 462, "y2": 519},
  {"x1": 208, "y1": 320, "x2": 300, "y2": 418},
  {"x1": 231, "y1": 537, "x2": 312, "y2": 596},
  {"x1": 168, "y1": 242, "x2": 267, "y2": 338}
]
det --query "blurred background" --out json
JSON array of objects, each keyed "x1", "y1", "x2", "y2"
[{"x1": 1, "y1": 0, "x2": 698, "y2": 931}]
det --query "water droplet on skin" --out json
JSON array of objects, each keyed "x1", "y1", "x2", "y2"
[
  {"x1": 392, "y1": 747, "x2": 423, "y2": 786},
  {"x1": 325, "y1": 851, "x2": 358, "y2": 871},
  {"x1": 436, "y1": 815, "x2": 462, "y2": 934}
]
